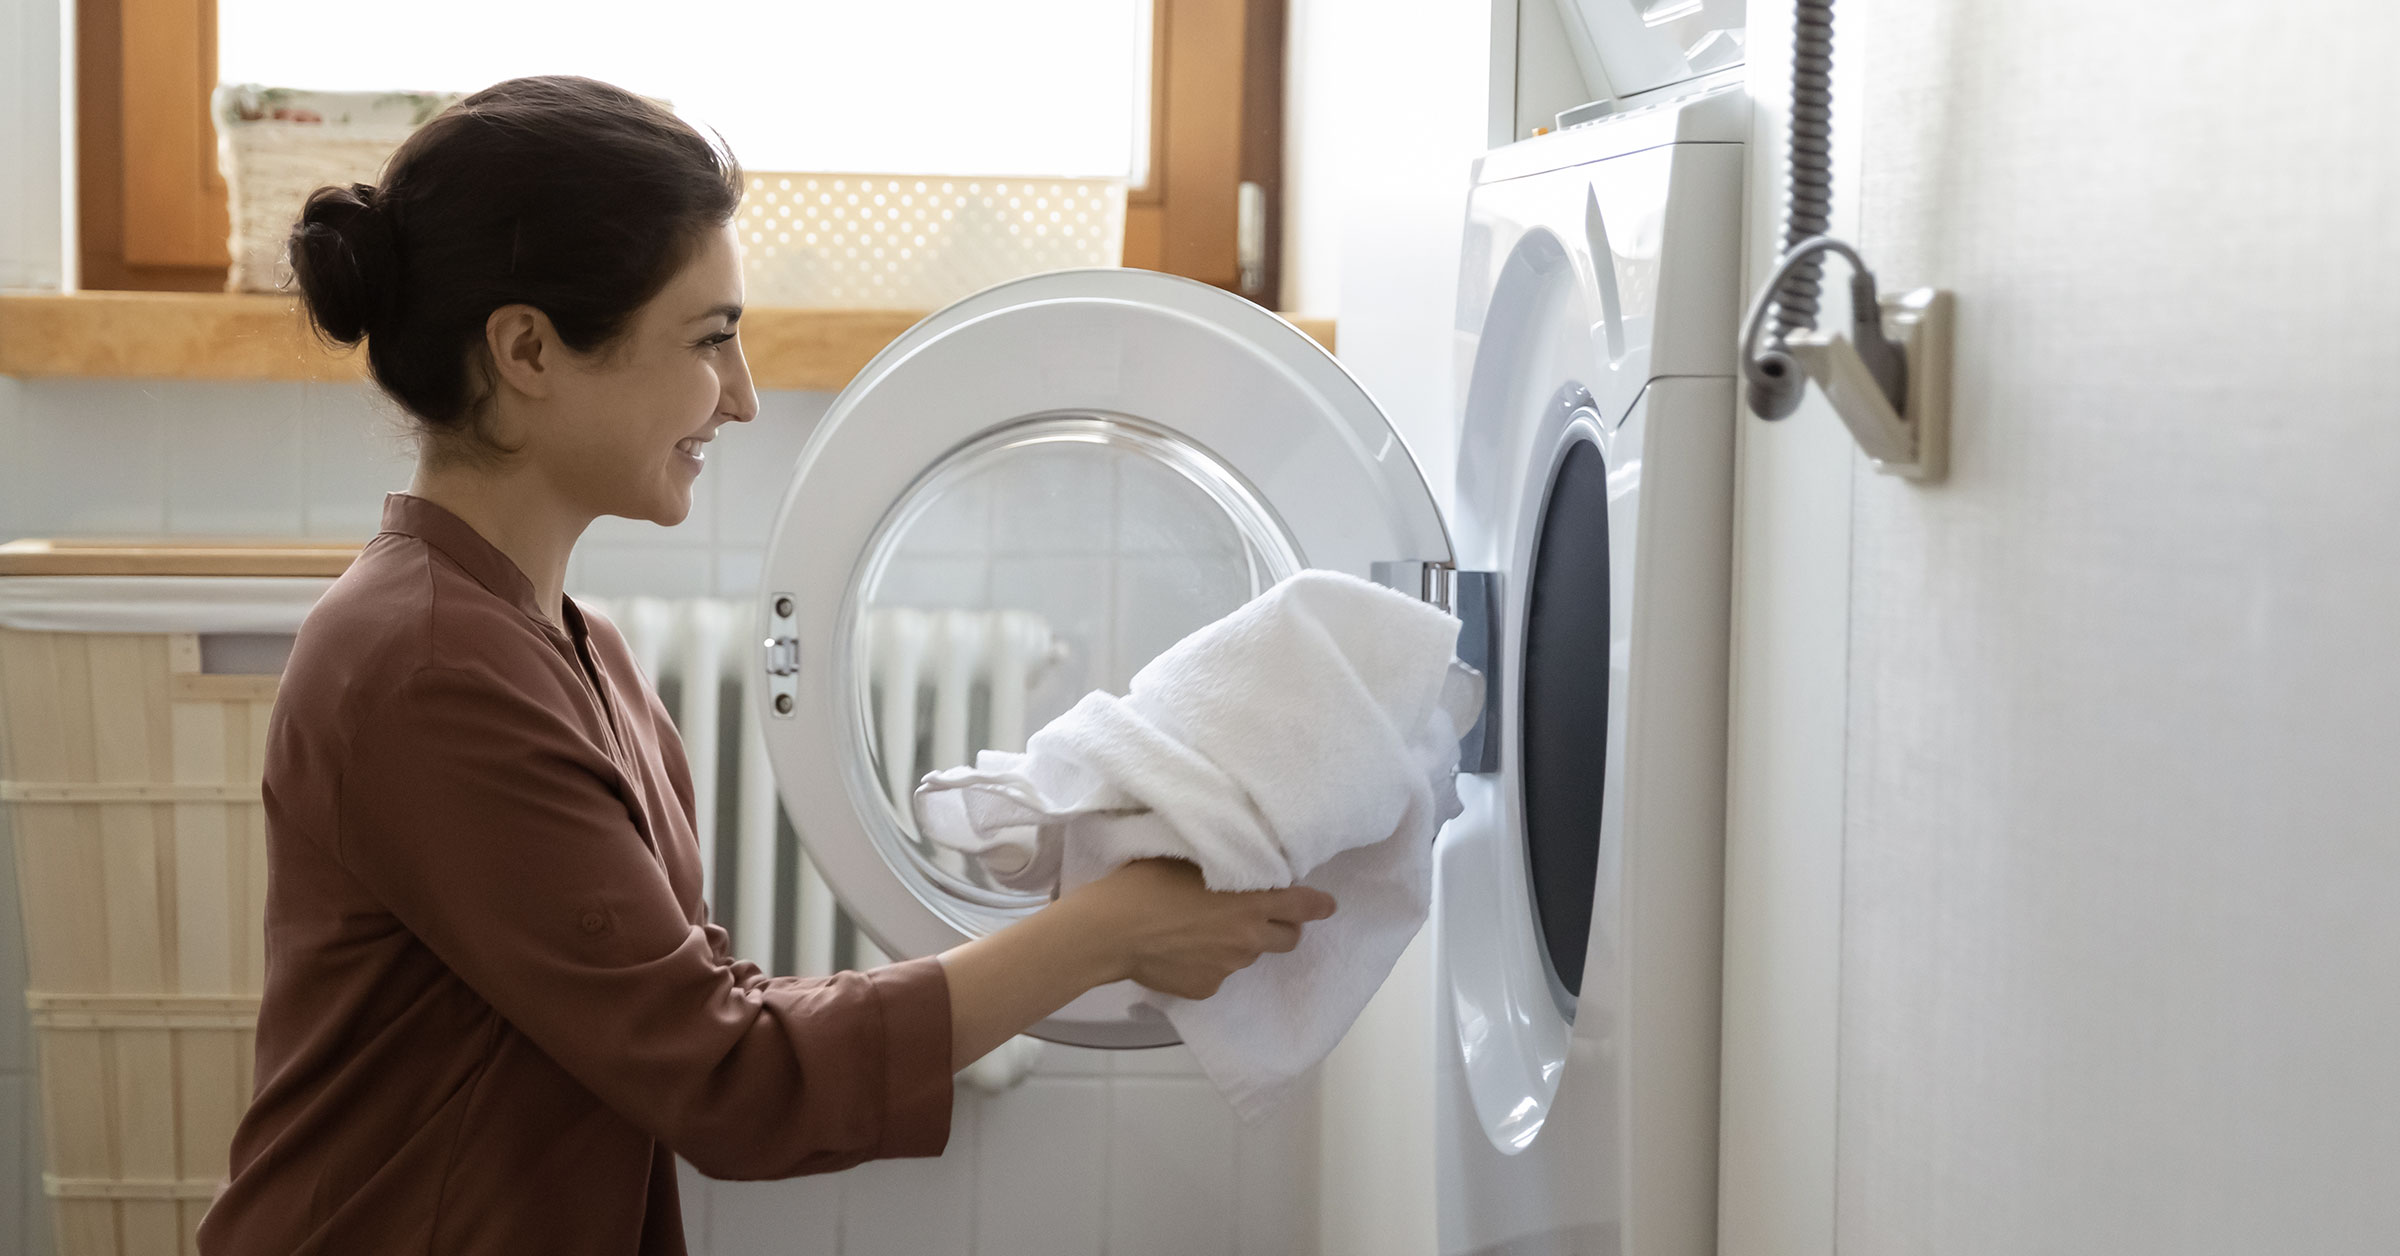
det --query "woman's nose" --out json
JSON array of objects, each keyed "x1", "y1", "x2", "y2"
[{"x1": 723, "y1": 345, "x2": 761, "y2": 424}]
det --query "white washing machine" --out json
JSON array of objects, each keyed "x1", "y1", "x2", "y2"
[
  {"x1": 1434, "y1": 70, "x2": 1747, "y2": 1256},
  {"x1": 742, "y1": 33, "x2": 1747, "y2": 1250}
]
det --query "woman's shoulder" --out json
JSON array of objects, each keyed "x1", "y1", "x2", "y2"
[{"x1": 280, "y1": 532, "x2": 577, "y2": 729}]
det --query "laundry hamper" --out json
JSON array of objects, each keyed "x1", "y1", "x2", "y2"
[{"x1": 0, "y1": 539, "x2": 355, "y2": 1256}]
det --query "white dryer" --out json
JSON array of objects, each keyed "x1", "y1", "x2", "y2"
[{"x1": 1434, "y1": 83, "x2": 1746, "y2": 1256}]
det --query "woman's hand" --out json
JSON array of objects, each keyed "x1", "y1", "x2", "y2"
[
  {"x1": 1059, "y1": 857, "x2": 1337, "y2": 999},
  {"x1": 938, "y1": 858, "x2": 1336, "y2": 1070}
]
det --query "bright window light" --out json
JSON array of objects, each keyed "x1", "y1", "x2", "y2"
[{"x1": 215, "y1": 1, "x2": 1153, "y2": 180}]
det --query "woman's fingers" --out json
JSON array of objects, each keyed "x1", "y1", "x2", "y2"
[{"x1": 1247, "y1": 885, "x2": 1338, "y2": 924}]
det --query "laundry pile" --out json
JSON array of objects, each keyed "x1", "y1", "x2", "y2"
[{"x1": 914, "y1": 568, "x2": 1480, "y2": 1119}]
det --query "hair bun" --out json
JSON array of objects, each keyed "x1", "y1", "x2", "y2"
[{"x1": 288, "y1": 182, "x2": 399, "y2": 345}]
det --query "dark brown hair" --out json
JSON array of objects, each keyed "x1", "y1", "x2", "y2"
[{"x1": 288, "y1": 76, "x2": 741, "y2": 452}]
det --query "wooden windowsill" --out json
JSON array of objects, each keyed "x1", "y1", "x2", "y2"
[{"x1": 0, "y1": 290, "x2": 1336, "y2": 391}]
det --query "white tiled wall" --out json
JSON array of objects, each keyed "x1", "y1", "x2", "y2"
[
  {"x1": 686, "y1": 1048, "x2": 1318, "y2": 1256},
  {"x1": 0, "y1": 375, "x2": 1319, "y2": 1255}
]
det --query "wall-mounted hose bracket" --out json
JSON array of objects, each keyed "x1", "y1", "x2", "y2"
[{"x1": 1784, "y1": 287, "x2": 1953, "y2": 481}]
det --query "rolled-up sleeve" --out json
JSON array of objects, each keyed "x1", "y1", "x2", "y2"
[{"x1": 335, "y1": 665, "x2": 952, "y2": 1179}]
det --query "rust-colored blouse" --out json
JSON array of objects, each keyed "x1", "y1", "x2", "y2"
[{"x1": 198, "y1": 493, "x2": 953, "y2": 1255}]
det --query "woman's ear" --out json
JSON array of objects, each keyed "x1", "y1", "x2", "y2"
[{"x1": 484, "y1": 304, "x2": 560, "y2": 400}]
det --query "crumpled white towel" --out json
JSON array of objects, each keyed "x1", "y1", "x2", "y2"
[{"x1": 913, "y1": 569, "x2": 1482, "y2": 1120}]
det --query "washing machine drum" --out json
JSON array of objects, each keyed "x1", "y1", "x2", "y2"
[{"x1": 751, "y1": 269, "x2": 1453, "y2": 1048}]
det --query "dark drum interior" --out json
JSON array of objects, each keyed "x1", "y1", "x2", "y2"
[{"x1": 1519, "y1": 436, "x2": 1611, "y2": 1004}]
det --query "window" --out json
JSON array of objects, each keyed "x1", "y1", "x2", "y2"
[{"x1": 78, "y1": 0, "x2": 1285, "y2": 301}]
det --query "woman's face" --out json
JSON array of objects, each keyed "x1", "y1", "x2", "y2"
[{"x1": 544, "y1": 221, "x2": 759, "y2": 527}]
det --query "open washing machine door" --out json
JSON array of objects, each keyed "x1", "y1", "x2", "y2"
[{"x1": 752, "y1": 269, "x2": 1451, "y2": 1049}]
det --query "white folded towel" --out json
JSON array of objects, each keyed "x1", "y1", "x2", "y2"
[{"x1": 914, "y1": 569, "x2": 1481, "y2": 1119}]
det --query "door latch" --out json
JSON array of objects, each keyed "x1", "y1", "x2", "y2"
[{"x1": 764, "y1": 594, "x2": 800, "y2": 718}]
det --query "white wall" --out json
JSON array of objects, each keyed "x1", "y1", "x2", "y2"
[
  {"x1": 1281, "y1": 4, "x2": 1496, "y2": 1256},
  {"x1": 1714, "y1": 5, "x2": 1858, "y2": 1255},
  {"x1": 1724, "y1": 2, "x2": 2400, "y2": 1253}
]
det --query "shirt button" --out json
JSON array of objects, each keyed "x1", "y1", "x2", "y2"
[{"x1": 581, "y1": 911, "x2": 607, "y2": 934}]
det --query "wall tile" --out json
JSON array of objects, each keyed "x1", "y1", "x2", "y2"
[
  {"x1": 714, "y1": 548, "x2": 764, "y2": 598},
  {"x1": 0, "y1": 380, "x2": 27, "y2": 542},
  {"x1": 988, "y1": 443, "x2": 1116, "y2": 556},
  {"x1": 835, "y1": 1091, "x2": 977, "y2": 1256},
  {"x1": 299, "y1": 382, "x2": 414, "y2": 538},
  {"x1": 1111, "y1": 554, "x2": 1257, "y2": 684},
  {"x1": 871, "y1": 554, "x2": 991, "y2": 609},
  {"x1": 676, "y1": 1159, "x2": 710, "y2": 1253},
  {"x1": 705, "y1": 1170, "x2": 841, "y2": 1256},
  {"x1": 572, "y1": 544, "x2": 716, "y2": 599},
  {"x1": 895, "y1": 472, "x2": 993, "y2": 558},
  {"x1": 1032, "y1": 1046, "x2": 1114, "y2": 1077},
  {"x1": 1107, "y1": 1077, "x2": 1240, "y2": 1256},
  {"x1": 1111, "y1": 1043, "x2": 1205, "y2": 1076},
  {"x1": 12, "y1": 380, "x2": 169, "y2": 534},
  {"x1": 1236, "y1": 1076, "x2": 1321, "y2": 1256},
  {"x1": 165, "y1": 382, "x2": 306, "y2": 535},
  {"x1": 1115, "y1": 456, "x2": 1250, "y2": 556},
  {"x1": 973, "y1": 1078, "x2": 1106, "y2": 1256},
  {"x1": 713, "y1": 391, "x2": 830, "y2": 547}
]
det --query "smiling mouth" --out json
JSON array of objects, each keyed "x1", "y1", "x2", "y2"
[{"x1": 675, "y1": 436, "x2": 710, "y2": 462}]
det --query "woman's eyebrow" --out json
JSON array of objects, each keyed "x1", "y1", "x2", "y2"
[{"x1": 690, "y1": 303, "x2": 743, "y2": 325}]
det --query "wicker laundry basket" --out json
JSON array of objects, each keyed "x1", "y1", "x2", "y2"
[{"x1": 0, "y1": 539, "x2": 356, "y2": 1256}]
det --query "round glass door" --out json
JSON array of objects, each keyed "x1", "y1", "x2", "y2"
[
  {"x1": 755, "y1": 267, "x2": 1451, "y2": 1046},
  {"x1": 842, "y1": 414, "x2": 1301, "y2": 935}
]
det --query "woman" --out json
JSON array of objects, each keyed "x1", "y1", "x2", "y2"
[{"x1": 197, "y1": 76, "x2": 1333, "y2": 1256}]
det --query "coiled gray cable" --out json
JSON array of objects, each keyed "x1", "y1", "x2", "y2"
[
  {"x1": 1774, "y1": 0, "x2": 1836, "y2": 341},
  {"x1": 1743, "y1": 0, "x2": 1905, "y2": 421}
]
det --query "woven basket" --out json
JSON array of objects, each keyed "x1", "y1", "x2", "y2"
[
  {"x1": 213, "y1": 86, "x2": 1128, "y2": 307},
  {"x1": 737, "y1": 172, "x2": 1127, "y2": 309},
  {"x1": 0, "y1": 540, "x2": 355, "y2": 1256},
  {"x1": 213, "y1": 85, "x2": 461, "y2": 293}
]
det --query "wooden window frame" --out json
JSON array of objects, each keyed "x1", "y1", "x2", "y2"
[{"x1": 81, "y1": 0, "x2": 1285, "y2": 305}]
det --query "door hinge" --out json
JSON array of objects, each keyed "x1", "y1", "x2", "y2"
[
  {"x1": 1371, "y1": 560, "x2": 1455, "y2": 612},
  {"x1": 1451, "y1": 570, "x2": 1501, "y2": 774},
  {"x1": 1375, "y1": 561, "x2": 1501, "y2": 774}
]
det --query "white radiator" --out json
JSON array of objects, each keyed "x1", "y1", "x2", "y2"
[
  {"x1": 864, "y1": 607, "x2": 1064, "y2": 880},
  {"x1": 583, "y1": 596, "x2": 1061, "y2": 1087},
  {"x1": 580, "y1": 596, "x2": 835, "y2": 975}
]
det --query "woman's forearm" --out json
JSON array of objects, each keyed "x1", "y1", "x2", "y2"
[{"x1": 938, "y1": 895, "x2": 1121, "y2": 1071}]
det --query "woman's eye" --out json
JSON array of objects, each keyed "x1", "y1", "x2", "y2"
[{"x1": 699, "y1": 330, "x2": 737, "y2": 348}]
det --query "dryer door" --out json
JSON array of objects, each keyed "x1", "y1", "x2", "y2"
[{"x1": 753, "y1": 269, "x2": 1451, "y2": 1048}]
